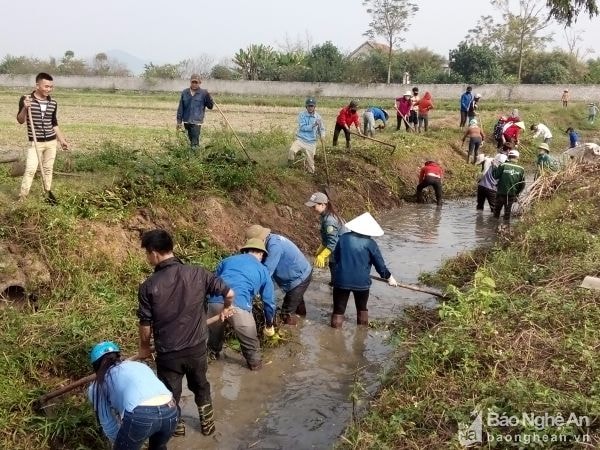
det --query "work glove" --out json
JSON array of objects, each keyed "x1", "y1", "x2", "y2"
[
  {"x1": 263, "y1": 326, "x2": 275, "y2": 337},
  {"x1": 313, "y1": 248, "x2": 332, "y2": 268},
  {"x1": 387, "y1": 275, "x2": 398, "y2": 287},
  {"x1": 315, "y1": 244, "x2": 325, "y2": 256}
]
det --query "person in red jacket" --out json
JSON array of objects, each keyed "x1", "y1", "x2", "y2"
[
  {"x1": 417, "y1": 91, "x2": 434, "y2": 132},
  {"x1": 502, "y1": 121, "x2": 525, "y2": 153},
  {"x1": 333, "y1": 100, "x2": 362, "y2": 149},
  {"x1": 416, "y1": 160, "x2": 444, "y2": 206}
]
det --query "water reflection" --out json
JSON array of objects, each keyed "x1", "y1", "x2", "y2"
[{"x1": 172, "y1": 199, "x2": 497, "y2": 449}]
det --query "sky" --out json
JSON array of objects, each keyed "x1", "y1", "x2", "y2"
[{"x1": 1, "y1": 0, "x2": 599, "y2": 71}]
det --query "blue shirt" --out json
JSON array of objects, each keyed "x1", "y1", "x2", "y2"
[
  {"x1": 88, "y1": 361, "x2": 172, "y2": 443},
  {"x1": 263, "y1": 233, "x2": 312, "y2": 292},
  {"x1": 208, "y1": 253, "x2": 276, "y2": 325},
  {"x1": 296, "y1": 109, "x2": 325, "y2": 144},
  {"x1": 367, "y1": 107, "x2": 388, "y2": 122},
  {"x1": 176, "y1": 88, "x2": 213, "y2": 125},
  {"x1": 568, "y1": 130, "x2": 579, "y2": 148},
  {"x1": 333, "y1": 232, "x2": 391, "y2": 290},
  {"x1": 460, "y1": 92, "x2": 473, "y2": 112}
]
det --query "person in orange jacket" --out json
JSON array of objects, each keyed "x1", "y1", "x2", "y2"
[
  {"x1": 416, "y1": 160, "x2": 444, "y2": 206},
  {"x1": 417, "y1": 91, "x2": 434, "y2": 132},
  {"x1": 333, "y1": 100, "x2": 362, "y2": 149}
]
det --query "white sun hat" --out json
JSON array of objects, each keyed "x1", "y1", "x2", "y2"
[{"x1": 344, "y1": 212, "x2": 384, "y2": 237}]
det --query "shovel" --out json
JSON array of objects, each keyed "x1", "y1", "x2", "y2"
[{"x1": 370, "y1": 275, "x2": 447, "y2": 298}]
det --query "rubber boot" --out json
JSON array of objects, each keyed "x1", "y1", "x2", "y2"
[
  {"x1": 173, "y1": 418, "x2": 185, "y2": 437},
  {"x1": 330, "y1": 313, "x2": 344, "y2": 329},
  {"x1": 295, "y1": 300, "x2": 307, "y2": 316},
  {"x1": 357, "y1": 310, "x2": 369, "y2": 326},
  {"x1": 198, "y1": 403, "x2": 215, "y2": 436},
  {"x1": 281, "y1": 313, "x2": 298, "y2": 326}
]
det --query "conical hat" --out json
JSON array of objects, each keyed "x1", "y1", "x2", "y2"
[{"x1": 345, "y1": 212, "x2": 384, "y2": 237}]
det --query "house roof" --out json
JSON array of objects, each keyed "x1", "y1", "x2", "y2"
[{"x1": 348, "y1": 41, "x2": 392, "y2": 59}]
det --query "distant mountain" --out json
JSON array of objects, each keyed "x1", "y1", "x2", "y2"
[{"x1": 105, "y1": 49, "x2": 148, "y2": 76}]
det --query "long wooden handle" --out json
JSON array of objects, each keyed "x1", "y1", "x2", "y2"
[
  {"x1": 213, "y1": 101, "x2": 254, "y2": 163},
  {"x1": 349, "y1": 131, "x2": 395, "y2": 148},
  {"x1": 370, "y1": 275, "x2": 447, "y2": 298},
  {"x1": 37, "y1": 314, "x2": 224, "y2": 406},
  {"x1": 26, "y1": 106, "x2": 49, "y2": 189}
]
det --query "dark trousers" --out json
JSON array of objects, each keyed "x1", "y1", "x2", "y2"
[
  {"x1": 476, "y1": 185, "x2": 496, "y2": 212},
  {"x1": 409, "y1": 110, "x2": 418, "y2": 125},
  {"x1": 396, "y1": 115, "x2": 410, "y2": 131},
  {"x1": 281, "y1": 272, "x2": 312, "y2": 315},
  {"x1": 494, "y1": 194, "x2": 516, "y2": 220},
  {"x1": 460, "y1": 110, "x2": 468, "y2": 127},
  {"x1": 332, "y1": 287, "x2": 370, "y2": 314},
  {"x1": 418, "y1": 114, "x2": 429, "y2": 132},
  {"x1": 328, "y1": 259, "x2": 336, "y2": 286},
  {"x1": 332, "y1": 123, "x2": 351, "y2": 148},
  {"x1": 416, "y1": 176, "x2": 443, "y2": 205},
  {"x1": 468, "y1": 137, "x2": 482, "y2": 163},
  {"x1": 156, "y1": 346, "x2": 211, "y2": 410},
  {"x1": 113, "y1": 403, "x2": 178, "y2": 450},
  {"x1": 184, "y1": 123, "x2": 201, "y2": 147}
]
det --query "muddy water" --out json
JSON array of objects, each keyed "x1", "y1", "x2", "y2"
[{"x1": 172, "y1": 200, "x2": 497, "y2": 450}]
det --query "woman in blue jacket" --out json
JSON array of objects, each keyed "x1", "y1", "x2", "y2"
[
  {"x1": 88, "y1": 341, "x2": 178, "y2": 450},
  {"x1": 331, "y1": 212, "x2": 398, "y2": 328}
]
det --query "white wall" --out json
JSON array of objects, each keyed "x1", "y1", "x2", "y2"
[{"x1": 1, "y1": 74, "x2": 598, "y2": 101}]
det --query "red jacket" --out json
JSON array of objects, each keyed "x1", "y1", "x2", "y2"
[
  {"x1": 418, "y1": 92, "x2": 434, "y2": 116},
  {"x1": 419, "y1": 162, "x2": 443, "y2": 183},
  {"x1": 503, "y1": 124, "x2": 521, "y2": 142},
  {"x1": 336, "y1": 106, "x2": 360, "y2": 128}
]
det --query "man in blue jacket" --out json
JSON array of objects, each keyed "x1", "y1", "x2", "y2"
[
  {"x1": 362, "y1": 106, "x2": 389, "y2": 137},
  {"x1": 207, "y1": 238, "x2": 276, "y2": 371},
  {"x1": 459, "y1": 86, "x2": 473, "y2": 128},
  {"x1": 176, "y1": 74, "x2": 213, "y2": 149},
  {"x1": 245, "y1": 224, "x2": 312, "y2": 325},
  {"x1": 287, "y1": 97, "x2": 325, "y2": 174}
]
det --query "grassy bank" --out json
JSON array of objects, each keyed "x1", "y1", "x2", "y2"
[
  {"x1": 342, "y1": 168, "x2": 600, "y2": 448},
  {"x1": 0, "y1": 89, "x2": 598, "y2": 449}
]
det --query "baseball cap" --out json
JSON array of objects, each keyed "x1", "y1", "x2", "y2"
[
  {"x1": 304, "y1": 192, "x2": 329, "y2": 207},
  {"x1": 507, "y1": 150, "x2": 520, "y2": 158},
  {"x1": 190, "y1": 74, "x2": 201, "y2": 82}
]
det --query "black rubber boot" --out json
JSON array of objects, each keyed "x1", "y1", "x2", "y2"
[
  {"x1": 198, "y1": 403, "x2": 215, "y2": 436},
  {"x1": 295, "y1": 300, "x2": 307, "y2": 316},
  {"x1": 357, "y1": 310, "x2": 369, "y2": 326},
  {"x1": 281, "y1": 313, "x2": 298, "y2": 325},
  {"x1": 330, "y1": 313, "x2": 344, "y2": 329}
]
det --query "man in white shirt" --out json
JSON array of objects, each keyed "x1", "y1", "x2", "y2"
[{"x1": 530, "y1": 123, "x2": 553, "y2": 144}]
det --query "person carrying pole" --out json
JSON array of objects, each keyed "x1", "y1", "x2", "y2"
[
  {"x1": 16, "y1": 72, "x2": 69, "y2": 203},
  {"x1": 88, "y1": 341, "x2": 178, "y2": 450},
  {"x1": 176, "y1": 74, "x2": 213, "y2": 150},
  {"x1": 333, "y1": 100, "x2": 362, "y2": 149},
  {"x1": 330, "y1": 212, "x2": 398, "y2": 329},
  {"x1": 287, "y1": 97, "x2": 325, "y2": 174},
  {"x1": 136, "y1": 229, "x2": 235, "y2": 437},
  {"x1": 395, "y1": 91, "x2": 412, "y2": 131}
]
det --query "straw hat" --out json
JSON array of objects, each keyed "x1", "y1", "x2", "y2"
[
  {"x1": 345, "y1": 212, "x2": 384, "y2": 237},
  {"x1": 514, "y1": 121, "x2": 525, "y2": 130},
  {"x1": 537, "y1": 142, "x2": 550, "y2": 153}
]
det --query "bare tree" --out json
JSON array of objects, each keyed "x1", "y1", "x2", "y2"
[
  {"x1": 363, "y1": 0, "x2": 419, "y2": 84},
  {"x1": 180, "y1": 54, "x2": 215, "y2": 79},
  {"x1": 562, "y1": 27, "x2": 594, "y2": 61}
]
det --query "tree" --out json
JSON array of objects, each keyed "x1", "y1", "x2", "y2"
[
  {"x1": 545, "y1": 0, "x2": 598, "y2": 25},
  {"x1": 398, "y1": 48, "x2": 447, "y2": 83},
  {"x1": 142, "y1": 62, "x2": 183, "y2": 79},
  {"x1": 562, "y1": 28, "x2": 594, "y2": 61},
  {"x1": 363, "y1": 0, "x2": 418, "y2": 84},
  {"x1": 449, "y1": 43, "x2": 504, "y2": 84},
  {"x1": 465, "y1": 0, "x2": 553, "y2": 82},
  {"x1": 233, "y1": 44, "x2": 277, "y2": 80},
  {"x1": 305, "y1": 41, "x2": 345, "y2": 82},
  {"x1": 57, "y1": 50, "x2": 88, "y2": 75},
  {"x1": 585, "y1": 57, "x2": 600, "y2": 83},
  {"x1": 180, "y1": 54, "x2": 215, "y2": 79}
]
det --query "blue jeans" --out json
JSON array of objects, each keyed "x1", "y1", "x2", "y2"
[
  {"x1": 113, "y1": 402, "x2": 178, "y2": 450},
  {"x1": 184, "y1": 123, "x2": 201, "y2": 148}
]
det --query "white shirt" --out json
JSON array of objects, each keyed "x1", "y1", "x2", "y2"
[{"x1": 533, "y1": 123, "x2": 552, "y2": 139}]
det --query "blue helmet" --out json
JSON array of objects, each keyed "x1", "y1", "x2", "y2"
[{"x1": 90, "y1": 341, "x2": 120, "y2": 365}]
